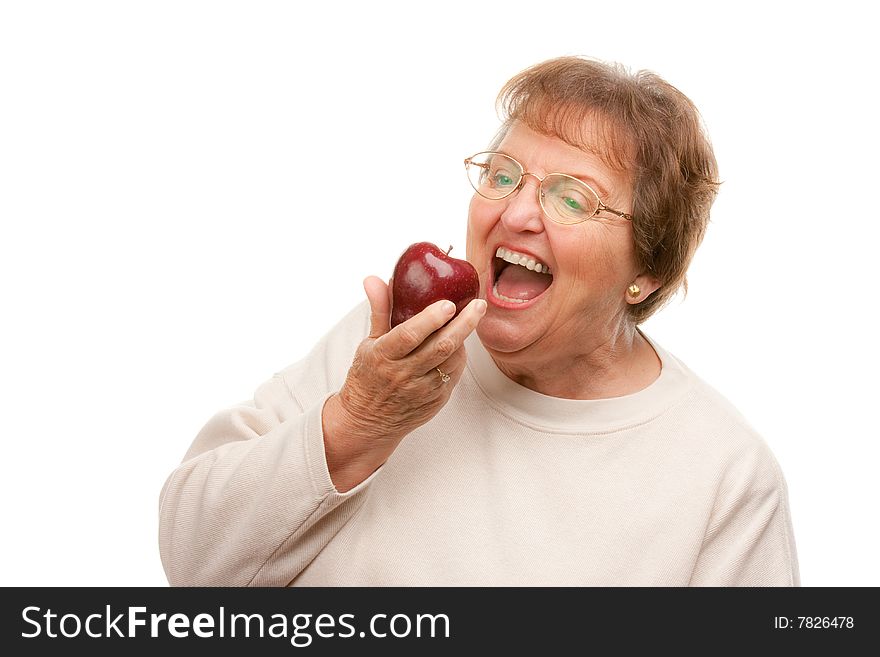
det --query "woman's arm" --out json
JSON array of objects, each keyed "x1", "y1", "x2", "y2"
[
  {"x1": 159, "y1": 279, "x2": 486, "y2": 586},
  {"x1": 688, "y1": 442, "x2": 800, "y2": 587},
  {"x1": 158, "y1": 304, "x2": 373, "y2": 587}
]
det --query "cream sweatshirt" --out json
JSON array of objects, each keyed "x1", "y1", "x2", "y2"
[{"x1": 158, "y1": 301, "x2": 800, "y2": 586}]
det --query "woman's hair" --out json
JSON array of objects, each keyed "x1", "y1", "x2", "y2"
[{"x1": 494, "y1": 56, "x2": 720, "y2": 324}]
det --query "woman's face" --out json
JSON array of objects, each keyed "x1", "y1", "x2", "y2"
[{"x1": 466, "y1": 121, "x2": 641, "y2": 363}]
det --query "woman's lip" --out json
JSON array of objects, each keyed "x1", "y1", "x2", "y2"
[
  {"x1": 495, "y1": 243, "x2": 551, "y2": 269},
  {"x1": 485, "y1": 244, "x2": 554, "y2": 310},
  {"x1": 485, "y1": 275, "x2": 550, "y2": 310}
]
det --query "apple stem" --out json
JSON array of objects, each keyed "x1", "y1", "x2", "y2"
[{"x1": 446, "y1": 245, "x2": 453, "y2": 255}]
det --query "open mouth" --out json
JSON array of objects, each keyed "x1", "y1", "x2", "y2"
[{"x1": 490, "y1": 246, "x2": 554, "y2": 306}]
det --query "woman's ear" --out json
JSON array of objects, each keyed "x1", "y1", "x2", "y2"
[{"x1": 625, "y1": 273, "x2": 661, "y2": 305}]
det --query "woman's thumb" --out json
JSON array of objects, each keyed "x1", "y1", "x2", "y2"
[{"x1": 363, "y1": 276, "x2": 391, "y2": 338}]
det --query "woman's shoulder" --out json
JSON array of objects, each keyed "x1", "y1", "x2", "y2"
[
  {"x1": 273, "y1": 300, "x2": 371, "y2": 408},
  {"x1": 654, "y1": 341, "x2": 787, "y2": 486},
  {"x1": 647, "y1": 335, "x2": 757, "y2": 432}
]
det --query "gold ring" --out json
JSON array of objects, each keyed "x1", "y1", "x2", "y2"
[{"x1": 436, "y1": 367, "x2": 451, "y2": 384}]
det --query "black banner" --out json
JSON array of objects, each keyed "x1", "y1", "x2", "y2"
[{"x1": 1, "y1": 587, "x2": 874, "y2": 654}]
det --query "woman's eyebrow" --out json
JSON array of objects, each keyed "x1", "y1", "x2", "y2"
[
  {"x1": 569, "y1": 173, "x2": 610, "y2": 198},
  {"x1": 501, "y1": 149, "x2": 612, "y2": 198}
]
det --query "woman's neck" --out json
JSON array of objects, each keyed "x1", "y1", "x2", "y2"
[{"x1": 489, "y1": 325, "x2": 661, "y2": 400}]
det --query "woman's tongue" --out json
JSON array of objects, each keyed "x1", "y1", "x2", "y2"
[{"x1": 495, "y1": 263, "x2": 553, "y2": 301}]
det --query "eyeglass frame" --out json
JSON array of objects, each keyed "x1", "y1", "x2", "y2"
[{"x1": 464, "y1": 151, "x2": 633, "y2": 224}]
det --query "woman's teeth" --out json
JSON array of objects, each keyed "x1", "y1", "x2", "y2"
[
  {"x1": 492, "y1": 283, "x2": 527, "y2": 303},
  {"x1": 495, "y1": 246, "x2": 551, "y2": 274},
  {"x1": 491, "y1": 246, "x2": 553, "y2": 304}
]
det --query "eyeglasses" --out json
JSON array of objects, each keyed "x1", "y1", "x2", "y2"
[{"x1": 464, "y1": 151, "x2": 633, "y2": 225}]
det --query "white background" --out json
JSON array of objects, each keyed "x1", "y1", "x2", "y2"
[{"x1": 1, "y1": 0, "x2": 877, "y2": 586}]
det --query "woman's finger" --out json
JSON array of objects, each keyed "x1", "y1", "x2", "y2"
[
  {"x1": 363, "y1": 276, "x2": 391, "y2": 338},
  {"x1": 429, "y1": 361, "x2": 461, "y2": 389},
  {"x1": 374, "y1": 299, "x2": 457, "y2": 361},
  {"x1": 410, "y1": 298, "x2": 486, "y2": 369}
]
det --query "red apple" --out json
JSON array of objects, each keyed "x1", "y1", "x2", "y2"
[{"x1": 390, "y1": 242, "x2": 480, "y2": 328}]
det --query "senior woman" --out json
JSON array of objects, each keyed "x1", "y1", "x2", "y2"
[{"x1": 159, "y1": 56, "x2": 799, "y2": 586}]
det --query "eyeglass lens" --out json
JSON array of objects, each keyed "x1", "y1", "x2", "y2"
[{"x1": 466, "y1": 152, "x2": 600, "y2": 225}]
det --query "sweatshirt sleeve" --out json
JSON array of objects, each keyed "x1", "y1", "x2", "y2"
[
  {"x1": 688, "y1": 438, "x2": 801, "y2": 587},
  {"x1": 158, "y1": 301, "x2": 374, "y2": 587}
]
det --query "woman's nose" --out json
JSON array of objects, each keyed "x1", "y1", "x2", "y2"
[{"x1": 499, "y1": 177, "x2": 545, "y2": 234}]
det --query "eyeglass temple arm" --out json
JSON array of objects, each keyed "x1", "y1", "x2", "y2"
[{"x1": 597, "y1": 202, "x2": 633, "y2": 221}]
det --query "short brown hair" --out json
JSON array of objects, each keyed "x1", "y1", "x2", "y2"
[{"x1": 494, "y1": 56, "x2": 720, "y2": 324}]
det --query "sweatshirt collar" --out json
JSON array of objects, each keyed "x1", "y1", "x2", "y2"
[{"x1": 464, "y1": 330, "x2": 693, "y2": 432}]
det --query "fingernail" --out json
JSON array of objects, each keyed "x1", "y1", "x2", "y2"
[
  {"x1": 475, "y1": 299, "x2": 487, "y2": 315},
  {"x1": 442, "y1": 301, "x2": 456, "y2": 314}
]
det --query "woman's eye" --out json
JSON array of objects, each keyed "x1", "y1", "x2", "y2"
[
  {"x1": 563, "y1": 196, "x2": 583, "y2": 211},
  {"x1": 494, "y1": 173, "x2": 515, "y2": 187}
]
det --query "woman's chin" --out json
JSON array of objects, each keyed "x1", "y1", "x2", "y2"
[{"x1": 475, "y1": 314, "x2": 539, "y2": 356}]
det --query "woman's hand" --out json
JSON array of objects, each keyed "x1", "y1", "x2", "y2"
[{"x1": 321, "y1": 275, "x2": 487, "y2": 492}]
